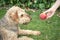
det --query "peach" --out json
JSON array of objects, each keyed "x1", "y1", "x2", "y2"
[{"x1": 39, "y1": 13, "x2": 47, "y2": 20}]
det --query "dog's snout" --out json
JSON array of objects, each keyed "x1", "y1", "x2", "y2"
[
  {"x1": 29, "y1": 16, "x2": 32, "y2": 20},
  {"x1": 27, "y1": 14, "x2": 32, "y2": 20}
]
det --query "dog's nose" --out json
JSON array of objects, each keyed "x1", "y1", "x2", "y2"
[{"x1": 30, "y1": 17, "x2": 32, "y2": 20}]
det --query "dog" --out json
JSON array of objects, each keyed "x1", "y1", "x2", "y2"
[
  {"x1": 40, "y1": 0, "x2": 60, "y2": 19},
  {"x1": 0, "y1": 6, "x2": 40, "y2": 40}
]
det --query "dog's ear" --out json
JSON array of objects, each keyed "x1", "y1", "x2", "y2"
[{"x1": 9, "y1": 11, "x2": 19, "y2": 23}]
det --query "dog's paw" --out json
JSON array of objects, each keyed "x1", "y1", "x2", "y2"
[{"x1": 32, "y1": 31, "x2": 41, "y2": 35}]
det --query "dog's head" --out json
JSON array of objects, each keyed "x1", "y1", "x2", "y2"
[{"x1": 6, "y1": 6, "x2": 31, "y2": 24}]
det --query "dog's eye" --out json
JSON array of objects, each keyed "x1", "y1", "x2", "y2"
[{"x1": 21, "y1": 14, "x2": 23, "y2": 17}]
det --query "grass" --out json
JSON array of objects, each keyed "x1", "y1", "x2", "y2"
[{"x1": 0, "y1": 9, "x2": 60, "y2": 40}]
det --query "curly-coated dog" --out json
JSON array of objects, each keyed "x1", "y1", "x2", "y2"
[{"x1": 0, "y1": 6, "x2": 40, "y2": 40}]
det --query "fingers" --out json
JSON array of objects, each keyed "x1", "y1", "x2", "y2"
[{"x1": 46, "y1": 11, "x2": 55, "y2": 19}]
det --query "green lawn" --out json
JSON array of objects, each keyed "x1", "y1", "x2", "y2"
[{"x1": 0, "y1": 9, "x2": 60, "y2": 40}]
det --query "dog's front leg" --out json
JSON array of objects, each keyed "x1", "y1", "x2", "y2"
[{"x1": 17, "y1": 28, "x2": 41, "y2": 35}]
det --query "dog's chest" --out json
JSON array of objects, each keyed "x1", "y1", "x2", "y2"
[
  {"x1": 0, "y1": 17, "x2": 18, "y2": 32},
  {"x1": 6, "y1": 24, "x2": 18, "y2": 32}
]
